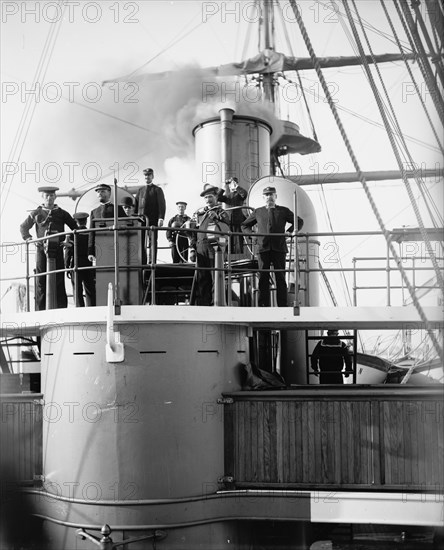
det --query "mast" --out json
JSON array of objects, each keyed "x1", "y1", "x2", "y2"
[{"x1": 261, "y1": 0, "x2": 275, "y2": 104}]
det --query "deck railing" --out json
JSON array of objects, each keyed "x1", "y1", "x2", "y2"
[{"x1": 1, "y1": 225, "x2": 442, "y2": 310}]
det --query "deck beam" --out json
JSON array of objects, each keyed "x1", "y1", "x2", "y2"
[{"x1": 1, "y1": 305, "x2": 442, "y2": 338}]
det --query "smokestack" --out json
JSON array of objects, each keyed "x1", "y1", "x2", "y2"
[{"x1": 219, "y1": 108, "x2": 234, "y2": 183}]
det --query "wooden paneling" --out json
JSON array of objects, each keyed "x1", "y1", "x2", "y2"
[
  {"x1": 224, "y1": 387, "x2": 444, "y2": 490},
  {"x1": 0, "y1": 395, "x2": 42, "y2": 484}
]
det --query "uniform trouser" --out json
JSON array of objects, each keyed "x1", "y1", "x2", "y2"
[
  {"x1": 142, "y1": 227, "x2": 158, "y2": 264},
  {"x1": 257, "y1": 250, "x2": 287, "y2": 307},
  {"x1": 194, "y1": 252, "x2": 213, "y2": 306},
  {"x1": 71, "y1": 267, "x2": 96, "y2": 307},
  {"x1": 171, "y1": 236, "x2": 189, "y2": 263},
  {"x1": 35, "y1": 246, "x2": 67, "y2": 310},
  {"x1": 230, "y1": 223, "x2": 244, "y2": 254}
]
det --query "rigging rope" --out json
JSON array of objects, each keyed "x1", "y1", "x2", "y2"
[
  {"x1": 284, "y1": 73, "x2": 441, "y2": 153},
  {"x1": 394, "y1": 0, "x2": 444, "y2": 125},
  {"x1": 2, "y1": 2, "x2": 66, "y2": 216},
  {"x1": 346, "y1": 0, "x2": 444, "y2": 290},
  {"x1": 276, "y1": 6, "x2": 319, "y2": 141},
  {"x1": 125, "y1": 7, "x2": 217, "y2": 79},
  {"x1": 379, "y1": 0, "x2": 444, "y2": 157},
  {"x1": 410, "y1": 0, "x2": 444, "y2": 87},
  {"x1": 318, "y1": 0, "x2": 413, "y2": 52},
  {"x1": 288, "y1": 0, "x2": 443, "y2": 364}
]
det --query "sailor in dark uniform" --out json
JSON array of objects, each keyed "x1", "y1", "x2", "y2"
[
  {"x1": 241, "y1": 186, "x2": 303, "y2": 307},
  {"x1": 134, "y1": 168, "x2": 166, "y2": 264},
  {"x1": 88, "y1": 183, "x2": 126, "y2": 261},
  {"x1": 166, "y1": 201, "x2": 191, "y2": 263},
  {"x1": 190, "y1": 186, "x2": 230, "y2": 306},
  {"x1": 311, "y1": 329, "x2": 352, "y2": 384},
  {"x1": 20, "y1": 186, "x2": 77, "y2": 310},
  {"x1": 64, "y1": 212, "x2": 96, "y2": 307}
]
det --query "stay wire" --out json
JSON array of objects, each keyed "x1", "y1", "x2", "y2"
[
  {"x1": 379, "y1": 0, "x2": 444, "y2": 157},
  {"x1": 2, "y1": 2, "x2": 66, "y2": 216},
  {"x1": 349, "y1": 0, "x2": 444, "y2": 285},
  {"x1": 288, "y1": 0, "x2": 443, "y2": 363}
]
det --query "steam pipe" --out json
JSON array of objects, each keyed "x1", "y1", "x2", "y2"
[{"x1": 219, "y1": 108, "x2": 234, "y2": 184}]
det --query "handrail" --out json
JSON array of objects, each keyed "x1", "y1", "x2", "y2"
[{"x1": 2, "y1": 226, "x2": 442, "y2": 311}]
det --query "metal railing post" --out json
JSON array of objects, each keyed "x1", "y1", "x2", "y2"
[
  {"x1": 293, "y1": 190, "x2": 300, "y2": 315},
  {"x1": 386, "y1": 241, "x2": 391, "y2": 306},
  {"x1": 25, "y1": 240, "x2": 30, "y2": 312},
  {"x1": 113, "y1": 178, "x2": 121, "y2": 315},
  {"x1": 73, "y1": 231, "x2": 80, "y2": 307},
  {"x1": 305, "y1": 234, "x2": 310, "y2": 306},
  {"x1": 352, "y1": 258, "x2": 357, "y2": 306},
  {"x1": 226, "y1": 230, "x2": 232, "y2": 306},
  {"x1": 150, "y1": 226, "x2": 156, "y2": 305}
]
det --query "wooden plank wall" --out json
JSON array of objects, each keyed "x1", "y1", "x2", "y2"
[
  {"x1": 0, "y1": 395, "x2": 42, "y2": 484},
  {"x1": 224, "y1": 388, "x2": 444, "y2": 491}
]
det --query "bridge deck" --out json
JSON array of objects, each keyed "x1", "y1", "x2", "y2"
[{"x1": 1, "y1": 305, "x2": 442, "y2": 337}]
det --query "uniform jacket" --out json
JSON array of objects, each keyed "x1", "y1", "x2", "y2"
[
  {"x1": 88, "y1": 203, "x2": 126, "y2": 256},
  {"x1": 134, "y1": 184, "x2": 166, "y2": 224},
  {"x1": 20, "y1": 205, "x2": 76, "y2": 246},
  {"x1": 191, "y1": 206, "x2": 230, "y2": 257},
  {"x1": 241, "y1": 205, "x2": 302, "y2": 253},
  {"x1": 166, "y1": 214, "x2": 191, "y2": 242},
  {"x1": 218, "y1": 185, "x2": 248, "y2": 225},
  {"x1": 310, "y1": 336, "x2": 352, "y2": 372},
  {"x1": 65, "y1": 228, "x2": 91, "y2": 268}
]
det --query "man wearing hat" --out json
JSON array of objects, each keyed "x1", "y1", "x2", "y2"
[
  {"x1": 64, "y1": 212, "x2": 96, "y2": 307},
  {"x1": 241, "y1": 186, "x2": 303, "y2": 307},
  {"x1": 20, "y1": 186, "x2": 77, "y2": 310},
  {"x1": 310, "y1": 330, "x2": 352, "y2": 384},
  {"x1": 88, "y1": 183, "x2": 126, "y2": 261},
  {"x1": 218, "y1": 177, "x2": 248, "y2": 253},
  {"x1": 120, "y1": 196, "x2": 135, "y2": 217},
  {"x1": 166, "y1": 201, "x2": 191, "y2": 263},
  {"x1": 134, "y1": 168, "x2": 166, "y2": 263},
  {"x1": 190, "y1": 186, "x2": 230, "y2": 305}
]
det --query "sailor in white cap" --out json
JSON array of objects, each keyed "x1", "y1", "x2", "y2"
[
  {"x1": 166, "y1": 201, "x2": 191, "y2": 263},
  {"x1": 20, "y1": 186, "x2": 77, "y2": 310}
]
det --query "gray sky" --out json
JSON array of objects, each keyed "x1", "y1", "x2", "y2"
[{"x1": 1, "y1": 0, "x2": 442, "y2": 308}]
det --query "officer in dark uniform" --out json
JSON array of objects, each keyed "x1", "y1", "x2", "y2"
[
  {"x1": 134, "y1": 168, "x2": 166, "y2": 264},
  {"x1": 64, "y1": 212, "x2": 96, "y2": 307},
  {"x1": 241, "y1": 186, "x2": 303, "y2": 307},
  {"x1": 88, "y1": 183, "x2": 127, "y2": 261},
  {"x1": 218, "y1": 177, "x2": 248, "y2": 253},
  {"x1": 20, "y1": 186, "x2": 77, "y2": 310},
  {"x1": 311, "y1": 329, "x2": 352, "y2": 383},
  {"x1": 190, "y1": 186, "x2": 230, "y2": 306},
  {"x1": 166, "y1": 201, "x2": 191, "y2": 263}
]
